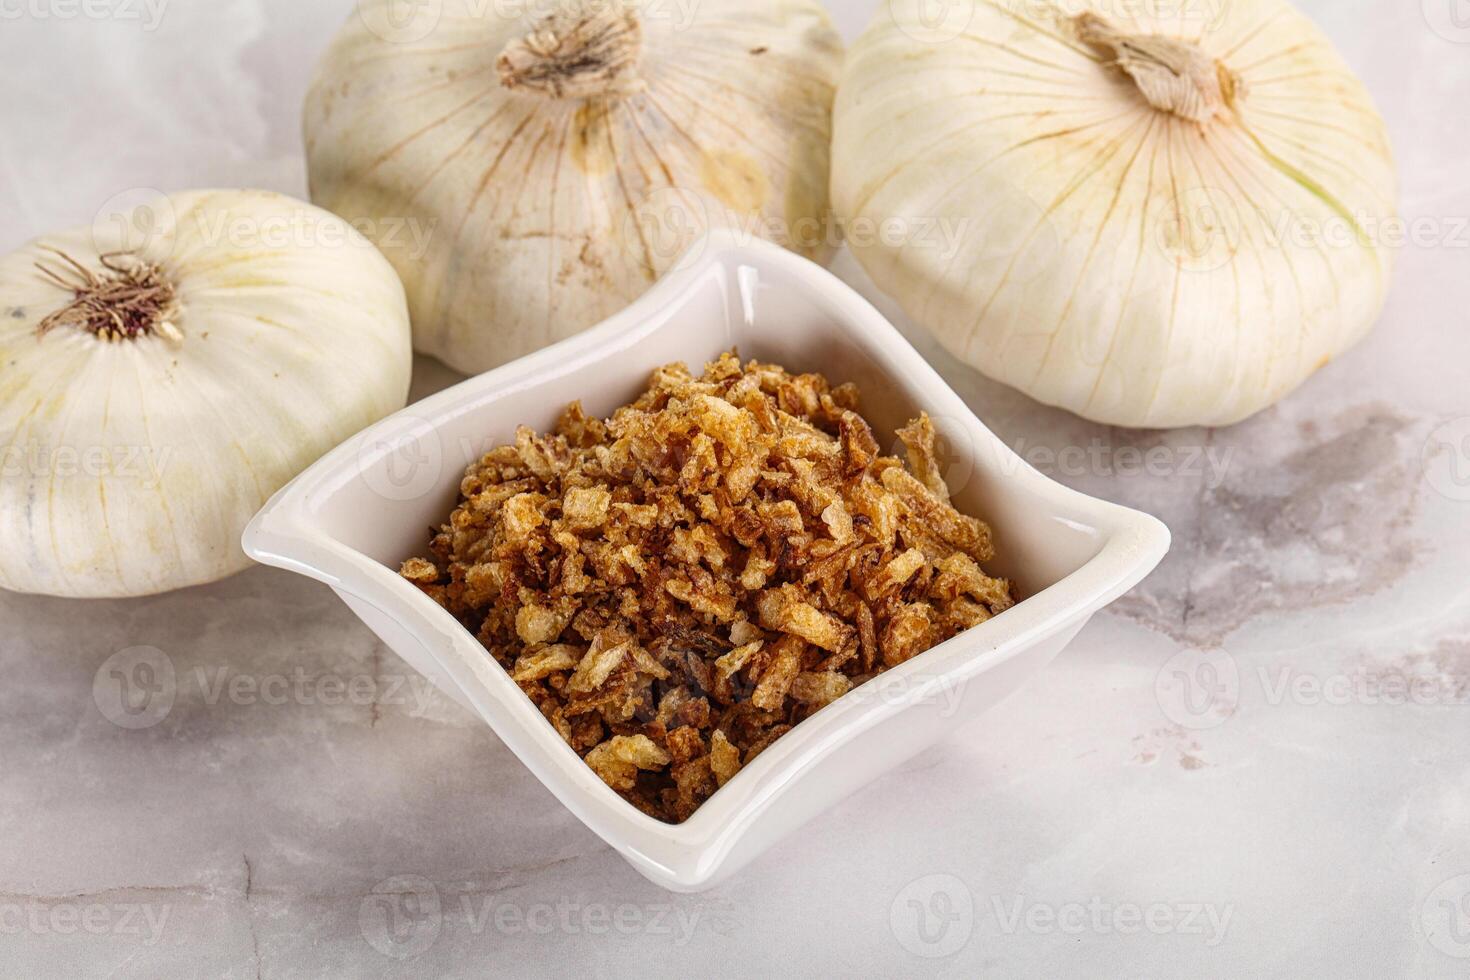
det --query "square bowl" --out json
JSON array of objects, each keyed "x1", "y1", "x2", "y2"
[{"x1": 242, "y1": 229, "x2": 1169, "y2": 892}]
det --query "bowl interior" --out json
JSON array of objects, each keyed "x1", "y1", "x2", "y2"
[{"x1": 303, "y1": 247, "x2": 1109, "y2": 611}]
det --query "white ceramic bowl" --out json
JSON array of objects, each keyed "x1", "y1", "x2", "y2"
[{"x1": 242, "y1": 230, "x2": 1169, "y2": 892}]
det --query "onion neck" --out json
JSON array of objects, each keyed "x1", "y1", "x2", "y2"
[
  {"x1": 497, "y1": 1, "x2": 644, "y2": 101},
  {"x1": 34, "y1": 248, "x2": 182, "y2": 343},
  {"x1": 1073, "y1": 13, "x2": 1244, "y2": 123}
]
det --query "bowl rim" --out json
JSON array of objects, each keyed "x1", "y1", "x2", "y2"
[{"x1": 242, "y1": 228, "x2": 1170, "y2": 888}]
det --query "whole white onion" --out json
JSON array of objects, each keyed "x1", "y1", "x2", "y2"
[{"x1": 833, "y1": 0, "x2": 1397, "y2": 428}]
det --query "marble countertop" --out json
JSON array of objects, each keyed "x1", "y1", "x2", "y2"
[{"x1": 3, "y1": 1, "x2": 1467, "y2": 976}]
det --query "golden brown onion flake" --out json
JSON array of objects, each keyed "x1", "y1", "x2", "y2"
[{"x1": 402, "y1": 352, "x2": 1014, "y2": 823}]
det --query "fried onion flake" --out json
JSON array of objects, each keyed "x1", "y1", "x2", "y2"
[{"x1": 403, "y1": 352, "x2": 1014, "y2": 822}]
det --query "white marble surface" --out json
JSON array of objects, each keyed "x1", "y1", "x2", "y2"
[{"x1": 2, "y1": 1, "x2": 1468, "y2": 976}]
